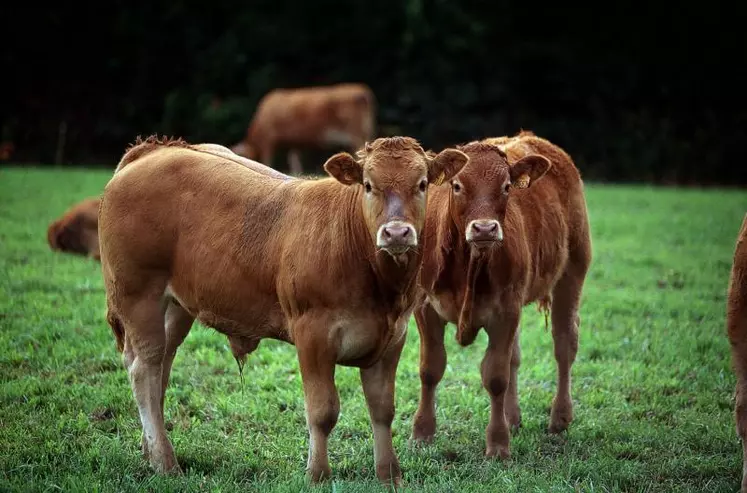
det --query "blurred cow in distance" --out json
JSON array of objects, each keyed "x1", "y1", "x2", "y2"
[
  {"x1": 231, "y1": 83, "x2": 376, "y2": 175},
  {"x1": 47, "y1": 196, "x2": 102, "y2": 261},
  {"x1": 0, "y1": 142, "x2": 14, "y2": 161}
]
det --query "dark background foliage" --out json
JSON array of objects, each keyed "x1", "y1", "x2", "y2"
[{"x1": 3, "y1": 1, "x2": 746, "y2": 183}]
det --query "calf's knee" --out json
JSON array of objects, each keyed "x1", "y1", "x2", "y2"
[{"x1": 484, "y1": 375, "x2": 508, "y2": 397}]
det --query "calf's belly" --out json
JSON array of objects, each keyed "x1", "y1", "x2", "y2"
[{"x1": 165, "y1": 283, "x2": 288, "y2": 342}]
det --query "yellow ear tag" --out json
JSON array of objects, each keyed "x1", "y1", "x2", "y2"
[
  {"x1": 433, "y1": 172, "x2": 446, "y2": 186},
  {"x1": 513, "y1": 174, "x2": 530, "y2": 189}
]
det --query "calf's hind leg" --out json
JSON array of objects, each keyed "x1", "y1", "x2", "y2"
[
  {"x1": 113, "y1": 284, "x2": 180, "y2": 474},
  {"x1": 505, "y1": 332, "x2": 522, "y2": 432},
  {"x1": 727, "y1": 214, "x2": 747, "y2": 492},
  {"x1": 731, "y1": 337, "x2": 747, "y2": 493},
  {"x1": 159, "y1": 301, "x2": 194, "y2": 412},
  {"x1": 137, "y1": 300, "x2": 193, "y2": 462},
  {"x1": 549, "y1": 267, "x2": 586, "y2": 433}
]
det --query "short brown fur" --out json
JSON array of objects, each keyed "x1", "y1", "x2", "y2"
[
  {"x1": 411, "y1": 131, "x2": 592, "y2": 460},
  {"x1": 99, "y1": 134, "x2": 467, "y2": 483},
  {"x1": 727, "y1": 213, "x2": 747, "y2": 492}
]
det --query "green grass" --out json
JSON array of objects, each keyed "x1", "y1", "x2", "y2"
[{"x1": 1, "y1": 166, "x2": 746, "y2": 492}]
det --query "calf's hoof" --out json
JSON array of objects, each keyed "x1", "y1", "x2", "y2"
[
  {"x1": 506, "y1": 408, "x2": 522, "y2": 434},
  {"x1": 549, "y1": 401, "x2": 573, "y2": 434},
  {"x1": 410, "y1": 417, "x2": 436, "y2": 445},
  {"x1": 151, "y1": 456, "x2": 182, "y2": 475},
  {"x1": 307, "y1": 464, "x2": 332, "y2": 483},
  {"x1": 409, "y1": 435, "x2": 434, "y2": 448},
  {"x1": 148, "y1": 442, "x2": 182, "y2": 475},
  {"x1": 485, "y1": 444, "x2": 511, "y2": 460},
  {"x1": 376, "y1": 461, "x2": 402, "y2": 487}
]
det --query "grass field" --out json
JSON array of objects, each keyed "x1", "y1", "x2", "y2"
[{"x1": 1, "y1": 166, "x2": 746, "y2": 492}]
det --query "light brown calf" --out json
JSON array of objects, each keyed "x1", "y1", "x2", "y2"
[
  {"x1": 727, "y1": 213, "x2": 747, "y2": 492},
  {"x1": 46, "y1": 144, "x2": 278, "y2": 263},
  {"x1": 99, "y1": 135, "x2": 468, "y2": 483},
  {"x1": 47, "y1": 197, "x2": 102, "y2": 260},
  {"x1": 231, "y1": 83, "x2": 376, "y2": 175},
  {"x1": 411, "y1": 131, "x2": 592, "y2": 459}
]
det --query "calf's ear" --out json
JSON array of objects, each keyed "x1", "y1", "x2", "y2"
[
  {"x1": 509, "y1": 154, "x2": 552, "y2": 189},
  {"x1": 428, "y1": 149, "x2": 469, "y2": 185},
  {"x1": 324, "y1": 152, "x2": 363, "y2": 185}
]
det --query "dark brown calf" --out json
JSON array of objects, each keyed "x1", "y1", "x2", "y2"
[
  {"x1": 411, "y1": 131, "x2": 592, "y2": 459},
  {"x1": 99, "y1": 135, "x2": 467, "y2": 483},
  {"x1": 47, "y1": 197, "x2": 101, "y2": 260},
  {"x1": 727, "y1": 213, "x2": 747, "y2": 492}
]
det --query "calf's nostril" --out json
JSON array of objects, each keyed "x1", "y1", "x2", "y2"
[
  {"x1": 471, "y1": 221, "x2": 498, "y2": 235},
  {"x1": 384, "y1": 226, "x2": 410, "y2": 241}
]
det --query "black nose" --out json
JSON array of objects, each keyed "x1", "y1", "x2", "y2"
[
  {"x1": 472, "y1": 222, "x2": 497, "y2": 234},
  {"x1": 383, "y1": 226, "x2": 410, "y2": 241}
]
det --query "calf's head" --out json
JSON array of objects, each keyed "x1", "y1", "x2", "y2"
[
  {"x1": 451, "y1": 142, "x2": 552, "y2": 251},
  {"x1": 47, "y1": 198, "x2": 101, "y2": 260},
  {"x1": 324, "y1": 137, "x2": 468, "y2": 257}
]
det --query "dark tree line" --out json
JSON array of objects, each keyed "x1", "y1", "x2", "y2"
[{"x1": 3, "y1": 1, "x2": 746, "y2": 184}]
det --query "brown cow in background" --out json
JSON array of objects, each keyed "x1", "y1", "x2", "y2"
[
  {"x1": 231, "y1": 83, "x2": 376, "y2": 175},
  {"x1": 47, "y1": 197, "x2": 102, "y2": 260},
  {"x1": 727, "y1": 213, "x2": 747, "y2": 492},
  {"x1": 99, "y1": 135, "x2": 468, "y2": 483},
  {"x1": 411, "y1": 131, "x2": 592, "y2": 460}
]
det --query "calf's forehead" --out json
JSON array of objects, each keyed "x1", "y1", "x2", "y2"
[
  {"x1": 460, "y1": 150, "x2": 510, "y2": 185},
  {"x1": 364, "y1": 151, "x2": 428, "y2": 185}
]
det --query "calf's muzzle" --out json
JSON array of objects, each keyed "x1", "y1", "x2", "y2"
[
  {"x1": 466, "y1": 219, "x2": 503, "y2": 247},
  {"x1": 377, "y1": 220, "x2": 417, "y2": 254}
]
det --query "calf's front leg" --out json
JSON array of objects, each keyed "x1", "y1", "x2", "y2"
[
  {"x1": 411, "y1": 303, "x2": 447, "y2": 443},
  {"x1": 360, "y1": 334, "x2": 406, "y2": 485},
  {"x1": 297, "y1": 332, "x2": 340, "y2": 482},
  {"x1": 481, "y1": 309, "x2": 520, "y2": 459}
]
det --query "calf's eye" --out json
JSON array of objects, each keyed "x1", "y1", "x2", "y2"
[
  {"x1": 419, "y1": 179, "x2": 427, "y2": 192},
  {"x1": 504, "y1": 183, "x2": 511, "y2": 194},
  {"x1": 365, "y1": 181, "x2": 372, "y2": 193},
  {"x1": 453, "y1": 182, "x2": 461, "y2": 193}
]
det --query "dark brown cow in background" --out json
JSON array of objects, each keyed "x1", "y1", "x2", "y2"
[
  {"x1": 47, "y1": 196, "x2": 101, "y2": 260},
  {"x1": 99, "y1": 135, "x2": 468, "y2": 483},
  {"x1": 0, "y1": 142, "x2": 13, "y2": 161},
  {"x1": 411, "y1": 131, "x2": 592, "y2": 460},
  {"x1": 727, "y1": 213, "x2": 747, "y2": 492},
  {"x1": 231, "y1": 83, "x2": 376, "y2": 175}
]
